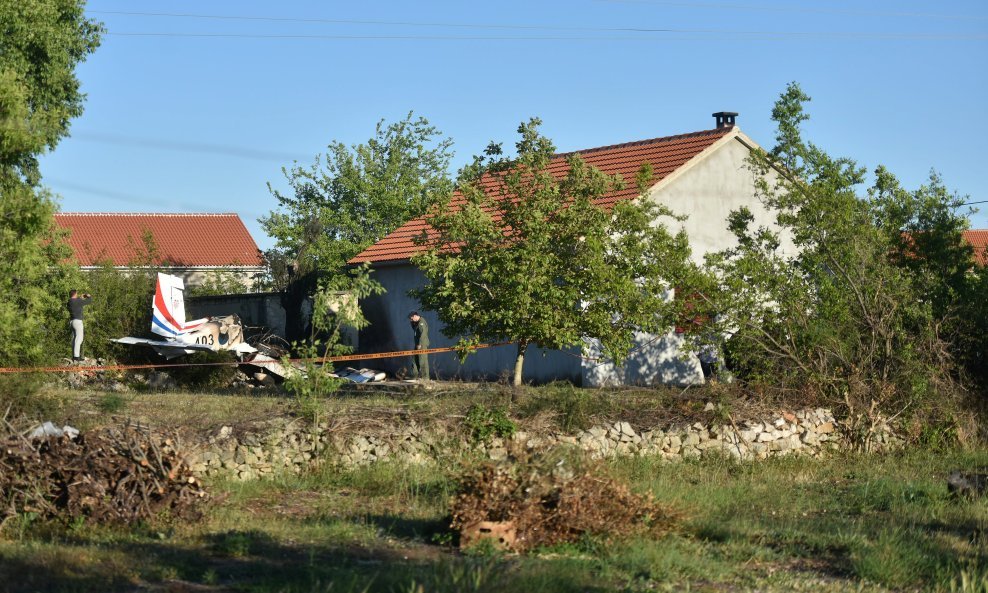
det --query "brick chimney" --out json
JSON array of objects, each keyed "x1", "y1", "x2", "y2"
[{"x1": 712, "y1": 112, "x2": 738, "y2": 129}]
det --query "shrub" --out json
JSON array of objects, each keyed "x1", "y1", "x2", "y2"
[
  {"x1": 463, "y1": 404, "x2": 516, "y2": 444},
  {"x1": 169, "y1": 350, "x2": 239, "y2": 391}
]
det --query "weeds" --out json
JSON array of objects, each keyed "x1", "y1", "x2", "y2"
[
  {"x1": 463, "y1": 403, "x2": 516, "y2": 443},
  {"x1": 96, "y1": 392, "x2": 127, "y2": 414}
]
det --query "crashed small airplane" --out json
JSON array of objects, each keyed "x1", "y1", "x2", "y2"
[
  {"x1": 114, "y1": 272, "x2": 385, "y2": 383},
  {"x1": 114, "y1": 273, "x2": 256, "y2": 359}
]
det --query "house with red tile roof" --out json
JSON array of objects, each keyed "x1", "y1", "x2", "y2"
[
  {"x1": 54, "y1": 213, "x2": 266, "y2": 289},
  {"x1": 963, "y1": 230, "x2": 988, "y2": 266},
  {"x1": 350, "y1": 113, "x2": 793, "y2": 386}
]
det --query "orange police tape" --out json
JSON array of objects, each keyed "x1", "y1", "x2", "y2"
[{"x1": 0, "y1": 342, "x2": 513, "y2": 374}]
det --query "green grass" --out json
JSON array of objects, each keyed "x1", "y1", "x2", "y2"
[
  {"x1": 1, "y1": 446, "x2": 985, "y2": 592},
  {"x1": 38, "y1": 380, "x2": 752, "y2": 437},
  {"x1": 3, "y1": 384, "x2": 984, "y2": 592}
]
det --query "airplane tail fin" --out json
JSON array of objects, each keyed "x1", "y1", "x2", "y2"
[{"x1": 151, "y1": 273, "x2": 208, "y2": 337}]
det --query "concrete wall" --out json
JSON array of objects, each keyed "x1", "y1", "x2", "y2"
[
  {"x1": 361, "y1": 265, "x2": 582, "y2": 382},
  {"x1": 82, "y1": 266, "x2": 266, "y2": 290},
  {"x1": 187, "y1": 292, "x2": 287, "y2": 337}
]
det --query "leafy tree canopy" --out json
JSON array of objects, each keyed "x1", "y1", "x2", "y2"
[
  {"x1": 412, "y1": 118, "x2": 698, "y2": 386},
  {"x1": 707, "y1": 82, "x2": 972, "y2": 438},
  {"x1": 260, "y1": 112, "x2": 454, "y2": 286},
  {"x1": 0, "y1": 0, "x2": 100, "y2": 374}
]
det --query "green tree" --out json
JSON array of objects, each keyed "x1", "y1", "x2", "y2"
[
  {"x1": 957, "y1": 264, "x2": 988, "y2": 384},
  {"x1": 80, "y1": 232, "x2": 162, "y2": 363},
  {"x1": 870, "y1": 167, "x2": 974, "y2": 319},
  {"x1": 0, "y1": 0, "x2": 100, "y2": 394},
  {"x1": 284, "y1": 263, "x2": 384, "y2": 423},
  {"x1": 411, "y1": 118, "x2": 697, "y2": 386},
  {"x1": 706, "y1": 83, "x2": 961, "y2": 440},
  {"x1": 260, "y1": 112, "x2": 454, "y2": 284}
]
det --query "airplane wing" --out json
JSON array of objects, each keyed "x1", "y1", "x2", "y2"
[
  {"x1": 113, "y1": 337, "x2": 257, "y2": 360},
  {"x1": 112, "y1": 336, "x2": 218, "y2": 360}
]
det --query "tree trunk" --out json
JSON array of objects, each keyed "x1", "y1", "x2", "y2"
[{"x1": 513, "y1": 341, "x2": 528, "y2": 387}]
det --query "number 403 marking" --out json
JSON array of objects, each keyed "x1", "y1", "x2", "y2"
[{"x1": 195, "y1": 334, "x2": 215, "y2": 346}]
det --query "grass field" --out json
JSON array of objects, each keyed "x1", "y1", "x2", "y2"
[{"x1": 1, "y1": 387, "x2": 986, "y2": 592}]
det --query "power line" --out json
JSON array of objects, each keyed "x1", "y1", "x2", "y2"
[
  {"x1": 89, "y1": 10, "x2": 988, "y2": 41},
  {"x1": 89, "y1": 9, "x2": 675, "y2": 31},
  {"x1": 90, "y1": 7, "x2": 988, "y2": 26},
  {"x1": 593, "y1": 0, "x2": 988, "y2": 22},
  {"x1": 104, "y1": 31, "x2": 988, "y2": 41},
  {"x1": 70, "y1": 131, "x2": 309, "y2": 162}
]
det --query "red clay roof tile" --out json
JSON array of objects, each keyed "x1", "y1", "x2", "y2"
[
  {"x1": 349, "y1": 126, "x2": 733, "y2": 264},
  {"x1": 54, "y1": 213, "x2": 263, "y2": 267},
  {"x1": 964, "y1": 229, "x2": 988, "y2": 266}
]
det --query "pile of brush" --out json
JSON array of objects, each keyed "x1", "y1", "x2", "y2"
[
  {"x1": 0, "y1": 419, "x2": 207, "y2": 526},
  {"x1": 450, "y1": 446, "x2": 680, "y2": 552}
]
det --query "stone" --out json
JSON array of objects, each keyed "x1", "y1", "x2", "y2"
[
  {"x1": 681, "y1": 446, "x2": 701, "y2": 459},
  {"x1": 148, "y1": 371, "x2": 177, "y2": 390},
  {"x1": 817, "y1": 422, "x2": 835, "y2": 434},
  {"x1": 619, "y1": 422, "x2": 636, "y2": 437},
  {"x1": 615, "y1": 442, "x2": 636, "y2": 455}
]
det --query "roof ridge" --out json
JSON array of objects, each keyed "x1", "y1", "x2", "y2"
[
  {"x1": 552, "y1": 126, "x2": 733, "y2": 159},
  {"x1": 55, "y1": 212, "x2": 240, "y2": 217}
]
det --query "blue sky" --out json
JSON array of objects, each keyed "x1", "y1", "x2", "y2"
[{"x1": 41, "y1": 0, "x2": 988, "y2": 250}]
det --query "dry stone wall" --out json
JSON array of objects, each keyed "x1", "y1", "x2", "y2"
[{"x1": 188, "y1": 408, "x2": 903, "y2": 481}]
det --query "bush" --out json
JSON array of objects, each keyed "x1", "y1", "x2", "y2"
[
  {"x1": 463, "y1": 404, "x2": 516, "y2": 443},
  {"x1": 706, "y1": 83, "x2": 967, "y2": 440},
  {"x1": 169, "y1": 350, "x2": 239, "y2": 391},
  {"x1": 80, "y1": 262, "x2": 156, "y2": 363}
]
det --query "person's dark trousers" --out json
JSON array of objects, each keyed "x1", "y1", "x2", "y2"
[{"x1": 411, "y1": 351, "x2": 429, "y2": 379}]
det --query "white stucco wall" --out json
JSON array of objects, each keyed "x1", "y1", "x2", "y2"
[
  {"x1": 581, "y1": 132, "x2": 792, "y2": 387},
  {"x1": 648, "y1": 133, "x2": 794, "y2": 260}
]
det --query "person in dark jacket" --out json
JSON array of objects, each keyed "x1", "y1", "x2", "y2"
[
  {"x1": 409, "y1": 311, "x2": 429, "y2": 380},
  {"x1": 68, "y1": 289, "x2": 92, "y2": 362}
]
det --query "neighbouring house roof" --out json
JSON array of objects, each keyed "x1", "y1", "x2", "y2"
[
  {"x1": 54, "y1": 213, "x2": 264, "y2": 267},
  {"x1": 964, "y1": 230, "x2": 988, "y2": 266},
  {"x1": 349, "y1": 125, "x2": 737, "y2": 265}
]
